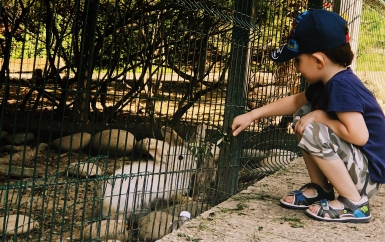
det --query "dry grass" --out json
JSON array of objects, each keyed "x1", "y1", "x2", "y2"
[{"x1": 357, "y1": 71, "x2": 385, "y2": 104}]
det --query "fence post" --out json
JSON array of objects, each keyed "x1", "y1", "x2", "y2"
[
  {"x1": 333, "y1": 0, "x2": 363, "y2": 71},
  {"x1": 215, "y1": 0, "x2": 254, "y2": 203}
]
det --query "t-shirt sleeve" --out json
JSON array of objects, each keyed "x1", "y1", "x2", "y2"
[{"x1": 326, "y1": 80, "x2": 364, "y2": 113}]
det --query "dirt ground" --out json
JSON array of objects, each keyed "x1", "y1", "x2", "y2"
[
  {"x1": 158, "y1": 157, "x2": 385, "y2": 242},
  {"x1": 0, "y1": 150, "x2": 129, "y2": 242}
]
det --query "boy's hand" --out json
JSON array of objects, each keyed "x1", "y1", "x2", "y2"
[
  {"x1": 293, "y1": 110, "x2": 323, "y2": 135},
  {"x1": 231, "y1": 112, "x2": 255, "y2": 137}
]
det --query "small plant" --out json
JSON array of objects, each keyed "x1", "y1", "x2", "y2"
[
  {"x1": 281, "y1": 216, "x2": 304, "y2": 228},
  {"x1": 197, "y1": 222, "x2": 208, "y2": 231},
  {"x1": 216, "y1": 126, "x2": 236, "y2": 149},
  {"x1": 188, "y1": 124, "x2": 235, "y2": 168},
  {"x1": 235, "y1": 203, "x2": 247, "y2": 210},
  {"x1": 189, "y1": 141, "x2": 214, "y2": 164},
  {"x1": 281, "y1": 216, "x2": 301, "y2": 222},
  {"x1": 186, "y1": 237, "x2": 202, "y2": 242},
  {"x1": 350, "y1": 226, "x2": 359, "y2": 231},
  {"x1": 220, "y1": 208, "x2": 229, "y2": 213}
]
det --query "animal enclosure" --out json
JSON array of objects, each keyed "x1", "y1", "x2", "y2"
[{"x1": 0, "y1": 0, "x2": 384, "y2": 241}]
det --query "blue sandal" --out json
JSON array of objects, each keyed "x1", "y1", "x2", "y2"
[
  {"x1": 280, "y1": 183, "x2": 335, "y2": 210},
  {"x1": 305, "y1": 195, "x2": 371, "y2": 223}
]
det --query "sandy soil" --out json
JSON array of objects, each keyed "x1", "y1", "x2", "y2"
[{"x1": 159, "y1": 157, "x2": 385, "y2": 242}]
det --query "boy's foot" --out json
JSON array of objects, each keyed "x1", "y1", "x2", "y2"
[
  {"x1": 280, "y1": 183, "x2": 335, "y2": 210},
  {"x1": 305, "y1": 195, "x2": 371, "y2": 223}
]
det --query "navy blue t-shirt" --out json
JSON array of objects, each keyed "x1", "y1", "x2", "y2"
[{"x1": 305, "y1": 68, "x2": 385, "y2": 183}]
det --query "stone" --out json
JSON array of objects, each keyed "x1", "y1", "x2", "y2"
[
  {"x1": 0, "y1": 214, "x2": 39, "y2": 236},
  {"x1": 0, "y1": 165, "x2": 36, "y2": 178},
  {"x1": 91, "y1": 129, "x2": 135, "y2": 156},
  {"x1": 4, "y1": 132, "x2": 34, "y2": 145},
  {"x1": 83, "y1": 220, "x2": 128, "y2": 241},
  {"x1": 1, "y1": 131, "x2": 8, "y2": 139},
  {"x1": 138, "y1": 211, "x2": 176, "y2": 241},
  {"x1": 52, "y1": 132, "x2": 91, "y2": 152}
]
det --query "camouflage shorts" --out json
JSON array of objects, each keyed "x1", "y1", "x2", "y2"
[{"x1": 294, "y1": 103, "x2": 382, "y2": 198}]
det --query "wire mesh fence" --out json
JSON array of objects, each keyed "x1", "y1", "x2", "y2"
[{"x1": 0, "y1": 0, "x2": 384, "y2": 241}]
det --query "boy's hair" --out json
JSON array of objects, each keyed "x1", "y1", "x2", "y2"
[
  {"x1": 321, "y1": 26, "x2": 354, "y2": 67},
  {"x1": 321, "y1": 43, "x2": 354, "y2": 67}
]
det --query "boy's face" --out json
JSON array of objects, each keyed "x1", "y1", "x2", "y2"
[{"x1": 294, "y1": 53, "x2": 322, "y2": 84}]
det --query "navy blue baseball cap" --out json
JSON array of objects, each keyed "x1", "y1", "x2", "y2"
[{"x1": 270, "y1": 9, "x2": 350, "y2": 62}]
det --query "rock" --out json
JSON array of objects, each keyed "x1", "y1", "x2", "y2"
[
  {"x1": 0, "y1": 165, "x2": 36, "y2": 178},
  {"x1": 138, "y1": 211, "x2": 176, "y2": 242},
  {"x1": 135, "y1": 138, "x2": 164, "y2": 158},
  {"x1": 67, "y1": 162, "x2": 102, "y2": 177},
  {"x1": 83, "y1": 220, "x2": 128, "y2": 241},
  {"x1": 0, "y1": 214, "x2": 39, "y2": 236},
  {"x1": 4, "y1": 132, "x2": 34, "y2": 145},
  {"x1": 52, "y1": 132, "x2": 91, "y2": 152},
  {"x1": 91, "y1": 129, "x2": 135, "y2": 156},
  {"x1": 1, "y1": 131, "x2": 8, "y2": 139}
]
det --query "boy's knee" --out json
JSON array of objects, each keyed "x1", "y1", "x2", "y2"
[
  {"x1": 293, "y1": 103, "x2": 312, "y2": 118},
  {"x1": 298, "y1": 122, "x2": 339, "y2": 159},
  {"x1": 301, "y1": 122, "x2": 330, "y2": 145}
]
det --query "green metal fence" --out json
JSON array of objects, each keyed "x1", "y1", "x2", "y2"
[{"x1": 0, "y1": 0, "x2": 384, "y2": 241}]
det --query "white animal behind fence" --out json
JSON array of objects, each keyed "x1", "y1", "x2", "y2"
[{"x1": 102, "y1": 126, "x2": 199, "y2": 220}]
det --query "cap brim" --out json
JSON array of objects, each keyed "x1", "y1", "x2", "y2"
[{"x1": 270, "y1": 45, "x2": 301, "y2": 62}]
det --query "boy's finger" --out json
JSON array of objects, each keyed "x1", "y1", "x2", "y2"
[
  {"x1": 231, "y1": 122, "x2": 239, "y2": 131},
  {"x1": 232, "y1": 126, "x2": 241, "y2": 137}
]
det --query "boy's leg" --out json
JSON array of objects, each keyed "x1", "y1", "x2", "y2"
[
  {"x1": 299, "y1": 122, "x2": 381, "y2": 218},
  {"x1": 299, "y1": 122, "x2": 381, "y2": 198},
  {"x1": 283, "y1": 103, "x2": 331, "y2": 205},
  {"x1": 283, "y1": 103, "x2": 381, "y2": 208},
  {"x1": 298, "y1": 133, "x2": 329, "y2": 188},
  {"x1": 282, "y1": 134, "x2": 330, "y2": 205},
  {"x1": 307, "y1": 156, "x2": 360, "y2": 212}
]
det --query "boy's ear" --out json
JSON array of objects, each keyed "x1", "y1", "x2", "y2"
[{"x1": 311, "y1": 52, "x2": 325, "y2": 69}]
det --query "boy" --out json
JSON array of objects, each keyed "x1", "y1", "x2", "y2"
[{"x1": 231, "y1": 9, "x2": 385, "y2": 223}]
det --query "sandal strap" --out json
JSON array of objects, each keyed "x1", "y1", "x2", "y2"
[
  {"x1": 299, "y1": 182, "x2": 335, "y2": 199},
  {"x1": 286, "y1": 183, "x2": 335, "y2": 207},
  {"x1": 299, "y1": 182, "x2": 325, "y2": 191},
  {"x1": 337, "y1": 195, "x2": 370, "y2": 217},
  {"x1": 337, "y1": 195, "x2": 359, "y2": 211},
  {"x1": 290, "y1": 190, "x2": 308, "y2": 205},
  {"x1": 316, "y1": 199, "x2": 340, "y2": 218}
]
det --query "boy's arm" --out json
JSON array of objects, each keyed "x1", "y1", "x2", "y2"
[
  {"x1": 335, "y1": 112, "x2": 369, "y2": 146},
  {"x1": 295, "y1": 110, "x2": 369, "y2": 146},
  {"x1": 232, "y1": 91, "x2": 308, "y2": 136},
  {"x1": 320, "y1": 111, "x2": 368, "y2": 146}
]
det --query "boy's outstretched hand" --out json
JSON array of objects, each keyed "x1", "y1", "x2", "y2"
[{"x1": 231, "y1": 112, "x2": 255, "y2": 137}]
